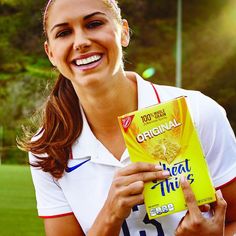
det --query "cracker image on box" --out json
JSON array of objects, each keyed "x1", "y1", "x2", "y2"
[{"x1": 118, "y1": 96, "x2": 216, "y2": 219}]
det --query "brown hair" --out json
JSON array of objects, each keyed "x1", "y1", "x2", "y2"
[
  {"x1": 18, "y1": 74, "x2": 83, "y2": 178},
  {"x1": 18, "y1": 0, "x2": 122, "y2": 179}
]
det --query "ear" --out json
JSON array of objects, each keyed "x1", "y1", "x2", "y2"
[
  {"x1": 121, "y1": 19, "x2": 130, "y2": 47},
  {"x1": 44, "y1": 41, "x2": 56, "y2": 67}
]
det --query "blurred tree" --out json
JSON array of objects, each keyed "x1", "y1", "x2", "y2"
[
  {"x1": 0, "y1": 0, "x2": 235, "y2": 164},
  {"x1": 201, "y1": 52, "x2": 236, "y2": 131}
]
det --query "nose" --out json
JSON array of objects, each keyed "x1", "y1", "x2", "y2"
[{"x1": 73, "y1": 29, "x2": 91, "y2": 52}]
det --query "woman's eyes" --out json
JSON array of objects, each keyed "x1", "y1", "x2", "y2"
[
  {"x1": 55, "y1": 30, "x2": 72, "y2": 38},
  {"x1": 55, "y1": 21, "x2": 104, "y2": 38},
  {"x1": 86, "y1": 20, "x2": 104, "y2": 29}
]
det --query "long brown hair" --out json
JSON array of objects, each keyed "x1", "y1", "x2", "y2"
[
  {"x1": 18, "y1": 0, "x2": 122, "y2": 178},
  {"x1": 18, "y1": 74, "x2": 83, "y2": 178}
]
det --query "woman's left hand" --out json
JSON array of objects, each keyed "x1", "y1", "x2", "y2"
[{"x1": 175, "y1": 176, "x2": 227, "y2": 236}]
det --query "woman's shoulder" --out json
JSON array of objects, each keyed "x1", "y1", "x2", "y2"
[
  {"x1": 152, "y1": 83, "x2": 227, "y2": 131},
  {"x1": 155, "y1": 83, "x2": 223, "y2": 111},
  {"x1": 155, "y1": 83, "x2": 202, "y2": 100},
  {"x1": 30, "y1": 128, "x2": 44, "y2": 141},
  {"x1": 135, "y1": 75, "x2": 225, "y2": 119},
  {"x1": 29, "y1": 128, "x2": 48, "y2": 161}
]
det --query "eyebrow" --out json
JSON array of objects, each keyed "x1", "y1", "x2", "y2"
[
  {"x1": 84, "y1": 11, "x2": 106, "y2": 20},
  {"x1": 50, "y1": 12, "x2": 106, "y2": 33}
]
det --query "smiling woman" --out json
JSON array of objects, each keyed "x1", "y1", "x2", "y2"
[
  {"x1": 17, "y1": 0, "x2": 236, "y2": 236},
  {"x1": 44, "y1": 0, "x2": 129, "y2": 89}
]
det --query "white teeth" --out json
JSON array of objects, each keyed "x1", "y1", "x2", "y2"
[{"x1": 75, "y1": 55, "x2": 101, "y2": 66}]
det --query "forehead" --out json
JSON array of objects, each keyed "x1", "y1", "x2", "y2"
[{"x1": 47, "y1": 0, "x2": 111, "y2": 25}]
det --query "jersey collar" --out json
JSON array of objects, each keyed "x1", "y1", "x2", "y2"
[{"x1": 71, "y1": 73, "x2": 160, "y2": 167}]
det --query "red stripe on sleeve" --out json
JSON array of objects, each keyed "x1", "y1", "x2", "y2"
[
  {"x1": 39, "y1": 212, "x2": 74, "y2": 219},
  {"x1": 215, "y1": 177, "x2": 236, "y2": 190}
]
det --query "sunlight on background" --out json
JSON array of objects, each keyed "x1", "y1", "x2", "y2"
[
  {"x1": 142, "y1": 67, "x2": 156, "y2": 79},
  {"x1": 220, "y1": 0, "x2": 236, "y2": 38},
  {"x1": 182, "y1": 0, "x2": 236, "y2": 88},
  {"x1": 142, "y1": 0, "x2": 236, "y2": 87},
  {"x1": 208, "y1": 0, "x2": 236, "y2": 74},
  {"x1": 142, "y1": 0, "x2": 236, "y2": 86}
]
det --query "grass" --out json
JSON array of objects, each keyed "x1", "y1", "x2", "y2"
[{"x1": 0, "y1": 165, "x2": 44, "y2": 236}]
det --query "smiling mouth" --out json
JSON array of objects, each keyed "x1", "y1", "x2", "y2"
[{"x1": 73, "y1": 54, "x2": 102, "y2": 67}]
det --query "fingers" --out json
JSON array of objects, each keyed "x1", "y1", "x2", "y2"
[
  {"x1": 116, "y1": 162, "x2": 161, "y2": 176},
  {"x1": 125, "y1": 180, "x2": 144, "y2": 195},
  {"x1": 213, "y1": 190, "x2": 227, "y2": 222},
  {"x1": 180, "y1": 176, "x2": 201, "y2": 216},
  {"x1": 116, "y1": 193, "x2": 144, "y2": 210},
  {"x1": 115, "y1": 162, "x2": 170, "y2": 185},
  {"x1": 107, "y1": 162, "x2": 170, "y2": 220},
  {"x1": 199, "y1": 204, "x2": 211, "y2": 212},
  {"x1": 116, "y1": 170, "x2": 170, "y2": 187},
  {"x1": 112, "y1": 162, "x2": 170, "y2": 197},
  {"x1": 176, "y1": 189, "x2": 227, "y2": 235}
]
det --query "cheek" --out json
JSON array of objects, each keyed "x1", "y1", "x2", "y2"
[
  {"x1": 104, "y1": 30, "x2": 122, "y2": 54},
  {"x1": 51, "y1": 44, "x2": 68, "y2": 64},
  {"x1": 95, "y1": 24, "x2": 122, "y2": 48}
]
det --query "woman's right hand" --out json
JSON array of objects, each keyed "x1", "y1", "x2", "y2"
[
  {"x1": 104, "y1": 162, "x2": 170, "y2": 222},
  {"x1": 88, "y1": 162, "x2": 170, "y2": 236}
]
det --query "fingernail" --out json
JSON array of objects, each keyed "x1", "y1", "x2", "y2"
[
  {"x1": 155, "y1": 165, "x2": 162, "y2": 171},
  {"x1": 162, "y1": 170, "x2": 170, "y2": 176},
  {"x1": 180, "y1": 175, "x2": 187, "y2": 183},
  {"x1": 216, "y1": 189, "x2": 223, "y2": 198}
]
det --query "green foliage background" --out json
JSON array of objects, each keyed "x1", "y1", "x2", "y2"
[{"x1": 0, "y1": 0, "x2": 235, "y2": 164}]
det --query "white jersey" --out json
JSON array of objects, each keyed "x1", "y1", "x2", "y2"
[{"x1": 29, "y1": 73, "x2": 236, "y2": 235}]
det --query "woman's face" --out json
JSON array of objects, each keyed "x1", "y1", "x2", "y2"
[{"x1": 44, "y1": 0, "x2": 129, "y2": 88}]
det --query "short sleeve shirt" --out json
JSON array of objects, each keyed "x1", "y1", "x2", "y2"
[{"x1": 29, "y1": 73, "x2": 236, "y2": 235}]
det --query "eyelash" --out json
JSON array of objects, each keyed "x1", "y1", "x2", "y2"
[
  {"x1": 56, "y1": 30, "x2": 72, "y2": 38},
  {"x1": 86, "y1": 20, "x2": 104, "y2": 29},
  {"x1": 55, "y1": 21, "x2": 104, "y2": 38}
]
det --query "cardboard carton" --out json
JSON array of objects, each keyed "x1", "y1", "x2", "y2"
[{"x1": 118, "y1": 96, "x2": 216, "y2": 219}]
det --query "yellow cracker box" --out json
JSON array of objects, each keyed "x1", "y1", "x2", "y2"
[{"x1": 118, "y1": 96, "x2": 216, "y2": 219}]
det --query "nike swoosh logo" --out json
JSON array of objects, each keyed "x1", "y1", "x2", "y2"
[{"x1": 66, "y1": 159, "x2": 91, "y2": 173}]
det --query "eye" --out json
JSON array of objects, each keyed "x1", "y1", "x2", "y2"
[
  {"x1": 56, "y1": 29, "x2": 72, "y2": 38},
  {"x1": 86, "y1": 20, "x2": 104, "y2": 29}
]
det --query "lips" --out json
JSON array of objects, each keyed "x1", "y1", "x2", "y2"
[
  {"x1": 72, "y1": 53, "x2": 103, "y2": 72},
  {"x1": 74, "y1": 54, "x2": 102, "y2": 66}
]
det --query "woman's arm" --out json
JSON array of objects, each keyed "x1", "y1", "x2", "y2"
[
  {"x1": 44, "y1": 162, "x2": 169, "y2": 236},
  {"x1": 44, "y1": 214, "x2": 85, "y2": 236},
  {"x1": 87, "y1": 162, "x2": 170, "y2": 236}
]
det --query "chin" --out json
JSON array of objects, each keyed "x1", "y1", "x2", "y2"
[{"x1": 73, "y1": 74, "x2": 104, "y2": 88}]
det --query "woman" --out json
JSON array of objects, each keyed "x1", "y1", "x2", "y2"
[{"x1": 19, "y1": 0, "x2": 236, "y2": 235}]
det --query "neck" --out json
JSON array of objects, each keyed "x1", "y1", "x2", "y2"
[
  {"x1": 78, "y1": 71, "x2": 137, "y2": 133},
  {"x1": 73, "y1": 71, "x2": 137, "y2": 159}
]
